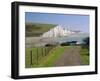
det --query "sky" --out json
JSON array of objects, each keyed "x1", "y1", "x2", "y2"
[{"x1": 25, "y1": 12, "x2": 89, "y2": 33}]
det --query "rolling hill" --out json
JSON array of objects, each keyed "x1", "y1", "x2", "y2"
[{"x1": 26, "y1": 23, "x2": 56, "y2": 37}]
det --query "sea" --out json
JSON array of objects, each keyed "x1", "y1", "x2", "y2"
[{"x1": 54, "y1": 33, "x2": 89, "y2": 43}]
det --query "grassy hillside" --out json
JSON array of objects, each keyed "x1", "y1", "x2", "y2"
[
  {"x1": 25, "y1": 46, "x2": 89, "y2": 68},
  {"x1": 80, "y1": 46, "x2": 89, "y2": 65},
  {"x1": 25, "y1": 46, "x2": 68, "y2": 68},
  {"x1": 25, "y1": 46, "x2": 54, "y2": 68},
  {"x1": 26, "y1": 23, "x2": 56, "y2": 37}
]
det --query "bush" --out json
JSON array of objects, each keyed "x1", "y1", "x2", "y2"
[
  {"x1": 83, "y1": 37, "x2": 89, "y2": 45},
  {"x1": 60, "y1": 42, "x2": 70, "y2": 46},
  {"x1": 45, "y1": 44, "x2": 55, "y2": 47},
  {"x1": 60, "y1": 41, "x2": 77, "y2": 46}
]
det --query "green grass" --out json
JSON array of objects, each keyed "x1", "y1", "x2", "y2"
[
  {"x1": 25, "y1": 46, "x2": 68, "y2": 68},
  {"x1": 26, "y1": 45, "x2": 89, "y2": 68},
  {"x1": 38, "y1": 46, "x2": 68, "y2": 67},
  {"x1": 26, "y1": 23, "x2": 56, "y2": 37},
  {"x1": 80, "y1": 46, "x2": 89, "y2": 65},
  {"x1": 25, "y1": 46, "x2": 54, "y2": 68}
]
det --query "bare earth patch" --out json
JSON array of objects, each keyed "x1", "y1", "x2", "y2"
[{"x1": 54, "y1": 46, "x2": 82, "y2": 66}]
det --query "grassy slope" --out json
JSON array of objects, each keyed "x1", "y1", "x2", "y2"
[
  {"x1": 39, "y1": 46, "x2": 67, "y2": 67},
  {"x1": 26, "y1": 45, "x2": 89, "y2": 68},
  {"x1": 25, "y1": 47, "x2": 53, "y2": 68},
  {"x1": 26, "y1": 23, "x2": 56, "y2": 37},
  {"x1": 80, "y1": 46, "x2": 89, "y2": 65},
  {"x1": 25, "y1": 46, "x2": 68, "y2": 68}
]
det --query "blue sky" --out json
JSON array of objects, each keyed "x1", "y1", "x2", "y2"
[{"x1": 25, "y1": 12, "x2": 89, "y2": 33}]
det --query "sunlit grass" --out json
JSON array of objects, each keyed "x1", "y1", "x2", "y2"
[
  {"x1": 80, "y1": 46, "x2": 89, "y2": 65},
  {"x1": 25, "y1": 46, "x2": 69, "y2": 68}
]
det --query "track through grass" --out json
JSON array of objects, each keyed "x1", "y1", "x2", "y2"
[{"x1": 25, "y1": 46, "x2": 68, "y2": 68}]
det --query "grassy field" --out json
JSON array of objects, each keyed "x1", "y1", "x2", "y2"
[
  {"x1": 25, "y1": 46, "x2": 69, "y2": 68},
  {"x1": 25, "y1": 46, "x2": 54, "y2": 68},
  {"x1": 25, "y1": 46, "x2": 89, "y2": 68},
  {"x1": 26, "y1": 23, "x2": 56, "y2": 37},
  {"x1": 38, "y1": 46, "x2": 68, "y2": 67},
  {"x1": 80, "y1": 46, "x2": 89, "y2": 65}
]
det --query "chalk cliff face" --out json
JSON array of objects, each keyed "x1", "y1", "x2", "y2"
[{"x1": 42, "y1": 25, "x2": 81, "y2": 37}]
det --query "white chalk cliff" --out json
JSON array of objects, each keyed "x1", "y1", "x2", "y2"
[{"x1": 42, "y1": 25, "x2": 81, "y2": 37}]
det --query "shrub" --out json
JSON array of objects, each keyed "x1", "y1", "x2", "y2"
[
  {"x1": 60, "y1": 42, "x2": 70, "y2": 46},
  {"x1": 45, "y1": 44, "x2": 55, "y2": 47}
]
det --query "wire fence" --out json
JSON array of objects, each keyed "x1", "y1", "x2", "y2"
[{"x1": 25, "y1": 46, "x2": 55, "y2": 67}]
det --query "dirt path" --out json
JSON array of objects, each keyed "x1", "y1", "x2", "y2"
[{"x1": 54, "y1": 46, "x2": 82, "y2": 66}]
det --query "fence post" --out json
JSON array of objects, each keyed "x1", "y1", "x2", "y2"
[
  {"x1": 41, "y1": 47, "x2": 43, "y2": 57},
  {"x1": 37, "y1": 48, "x2": 38, "y2": 64},
  {"x1": 45, "y1": 47, "x2": 46, "y2": 56},
  {"x1": 47, "y1": 47, "x2": 49, "y2": 54},
  {"x1": 30, "y1": 50, "x2": 33, "y2": 66}
]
